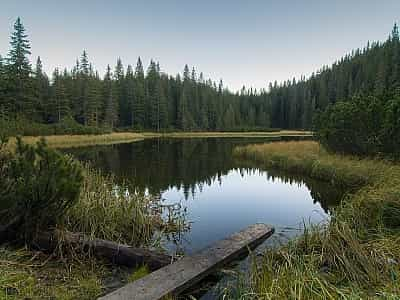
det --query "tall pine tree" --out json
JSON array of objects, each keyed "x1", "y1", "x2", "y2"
[{"x1": 7, "y1": 17, "x2": 34, "y2": 118}]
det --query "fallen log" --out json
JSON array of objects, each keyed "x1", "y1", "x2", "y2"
[{"x1": 33, "y1": 231, "x2": 172, "y2": 271}]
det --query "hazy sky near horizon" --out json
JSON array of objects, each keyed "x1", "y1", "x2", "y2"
[{"x1": 1, "y1": 0, "x2": 400, "y2": 91}]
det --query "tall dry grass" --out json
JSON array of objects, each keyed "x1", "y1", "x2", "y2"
[
  {"x1": 11, "y1": 132, "x2": 145, "y2": 149},
  {"x1": 61, "y1": 164, "x2": 164, "y2": 247},
  {"x1": 231, "y1": 141, "x2": 400, "y2": 299}
]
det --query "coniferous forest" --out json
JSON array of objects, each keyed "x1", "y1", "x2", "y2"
[{"x1": 1, "y1": 17, "x2": 400, "y2": 151}]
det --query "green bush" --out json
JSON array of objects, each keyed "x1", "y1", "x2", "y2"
[
  {"x1": 315, "y1": 94, "x2": 399, "y2": 158},
  {"x1": 1, "y1": 138, "x2": 83, "y2": 240}
]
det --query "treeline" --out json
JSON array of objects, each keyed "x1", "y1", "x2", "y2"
[
  {"x1": 315, "y1": 94, "x2": 400, "y2": 158},
  {"x1": 0, "y1": 18, "x2": 271, "y2": 134},
  {"x1": 313, "y1": 25, "x2": 400, "y2": 158},
  {"x1": 1, "y1": 17, "x2": 400, "y2": 138},
  {"x1": 268, "y1": 24, "x2": 400, "y2": 130}
]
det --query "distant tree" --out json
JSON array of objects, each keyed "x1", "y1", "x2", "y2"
[
  {"x1": 114, "y1": 58, "x2": 126, "y2": 126},
  {"x1": 50, "y1": 68, "x2": 70, "y2": 122},
  {"x1": 133, "y1": 57, "x2": 145, "y2": 128},
  {"x1": 147, "y1": 60, "x2": 160, "y2": 130},
  {"x1": 34, "y1": 56, "x2": 50, "y2": 122},
  {"x1": 103, "y1": 65, "x2": 118, "y2": 128},
  {"x1": 6, "y1": 17, "x2": 34, "y2": 118},
  {"x1": 80, "y1": 50, "x2": 90, "y2": 76},
  {"x1": 86, "y1": 77, "x2": 102, "y2": 127}
]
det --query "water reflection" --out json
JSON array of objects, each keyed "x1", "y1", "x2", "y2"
[{"x1": 65, "y1": 138, "x2": 342, "y2": 254}]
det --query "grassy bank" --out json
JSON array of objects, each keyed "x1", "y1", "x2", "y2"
[
  {"x1": 233, "y1": 141, "x2": 400, "y2": 299},
  {"x1": 7, "y1": 130, "x2": 312, "y2": 150},
  {"x1": 0, "y1": 160, "x2": 178, "y2": 299},
  {"x1": 9, "y1": 132, "x2": 145, "y2": 149},
  {"x1": 0, "y1": 247, "x2": 107, "y2": 300}
]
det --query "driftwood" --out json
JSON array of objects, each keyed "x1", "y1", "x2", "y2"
[{"x1": 33, "y1": 231, "x2": 172, "y2": 271}]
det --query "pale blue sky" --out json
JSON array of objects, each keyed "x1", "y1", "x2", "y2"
[{"x1": 1, "y1": 0, "x2": 399, "y2": 91}]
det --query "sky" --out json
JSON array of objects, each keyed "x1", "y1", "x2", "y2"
[{"x1": 1, "y1": 0, "x2": 400, "y2": 91}]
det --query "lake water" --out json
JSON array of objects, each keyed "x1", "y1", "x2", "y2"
[{"x1": 65, "y1": 137, "x2": 341, "y2": 256}]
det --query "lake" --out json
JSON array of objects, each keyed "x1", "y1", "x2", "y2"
[{"x1": 65, "y1": 137, "x2": 341, "y2": 256}]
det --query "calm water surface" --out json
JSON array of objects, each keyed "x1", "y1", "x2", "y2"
[{"x1": 65, "y1": 137, "x2": 341, "y2": 255}]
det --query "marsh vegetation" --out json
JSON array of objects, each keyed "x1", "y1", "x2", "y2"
[{"x1": 232, "y1": 141, "x2": 400, "y2": 299}]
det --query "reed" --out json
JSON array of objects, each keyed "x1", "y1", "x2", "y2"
[
  {"x1": 232, "y1": 141, "x2": 400, "y2": 299},
  {"x1": 62, "y1": 164, "x2": 161, "y2": 246}
]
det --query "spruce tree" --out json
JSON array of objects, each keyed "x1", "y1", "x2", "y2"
[
  {"x1": 147, "y1": 60, "x2": 161, "y2": 130},
  {"x1": 125, "y1": 65, "x2": 135, "y2": 126},
  {"x1": 7, "y1": 17, "x2": 34, "y2": 118},
  {"x1": 103, "y1": 65, "x2": 117, "y2": 128},
  {"x1": 86, "y1": 78, "x2": 101, "y2": 127},
  {"x1": 80, "y1": 50, "x2": 90, "y2": 76},
  {"x1": 34, "y1": 56, "x2": 50, "y2": 122},
  {"x1": 76, "y1": 50, "x2": 91, "y2": 124},
  {"x1": 114, "y1": 58, "x2": 125, "y2": 126},
  {"x1": 133, "y1": 57, "x2": 145, "y2": 128},
  {"x1": 51, "y1": 69, "x2": 70, "y2": 122}
]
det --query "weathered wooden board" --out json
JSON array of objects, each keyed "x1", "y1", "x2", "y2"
[{"x1": 99, "y1": 223, "x2": 274, "y2": 300}]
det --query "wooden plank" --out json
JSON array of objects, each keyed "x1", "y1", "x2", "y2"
[{"x1": 99, "y1": 223, "x2": 274, "y2": 300}]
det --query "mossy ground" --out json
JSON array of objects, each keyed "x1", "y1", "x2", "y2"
[{"x1": 0, "y1": 247, "x2": 107, "y2": 300}]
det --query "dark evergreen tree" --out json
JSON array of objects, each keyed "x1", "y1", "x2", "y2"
[
  {"x1": 125, "y1": 65, "x2": 135, "y2": 126},
  {"x1": 103, "y1": 65, "x2": 117, "y2": 128},
  {"x1": 6, "y1": 17, "x2": 34, "y2": 118},
  {"x1": 133, "y1": 57, "x2": 145, "y2": 128},
  {"x1": 50, "y1": 68, "x2": 69, "y2": 122},
  {"x1": 34, "y1": 56, "x2": 50, "y2": 122},
  {"x1": 114, "y1": 58, "x2": 126, "y2": 126}
]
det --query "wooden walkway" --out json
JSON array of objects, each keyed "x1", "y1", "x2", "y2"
[{"x1": 99, "y1": 223, "x2": 274, "y2": 300}]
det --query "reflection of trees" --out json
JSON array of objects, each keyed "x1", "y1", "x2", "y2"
[
  {"x1": 65, "y1": 138, "x2": 343, "y2": 213},
  {"x1": 65, "y1": 138, "x2": 266, "y2": 196},
  {"x1": 238, "y1": 164, "x2": 344, "y2": 213}
]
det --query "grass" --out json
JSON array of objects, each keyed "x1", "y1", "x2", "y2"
[
  {"x1": 0, "y1": 247, "x2": 106, "y2": 300},
  {"x1": 4, "y1": 130, "x2": 312, "y2": 150},
  {"x1": 232, "y1": 141, "x2": 400, "y2": 299},
  {"x1": 11, "y1": 132, "x2": 145, "y2": 149},
  {"x1": 62, "y1": 164, "x2": 164, "y2": 246},
  {"x1": 0, "y1": 160, "x2": 184, "y2": 299}
]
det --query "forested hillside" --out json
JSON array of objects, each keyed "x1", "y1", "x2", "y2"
[
  {"x1": 1, "y1": 18, "x2": 399, "y2": 135},
  {"x1": 268, "y1": 24, "x2": 400, "y2": 130},
  {"x1": 0, "y1": 18, "x2": 271, "y2": 134}
]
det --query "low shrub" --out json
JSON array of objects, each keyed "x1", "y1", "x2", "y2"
[
  {"x1": 1, "y1": 138, "x2": 83, "y2": 241},
  {"x1": 315, "y1": 94, "x2": 400, "y2": 158}
]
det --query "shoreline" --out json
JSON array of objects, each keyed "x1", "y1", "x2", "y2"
[
  {"x1": 232, "y1": 141, "x2": 400, "y2": 298},
  {"x1": 9, "y1": 130, "x2": 313, "y2": 149}
]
